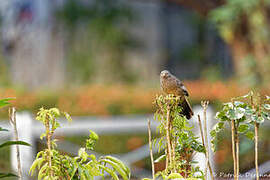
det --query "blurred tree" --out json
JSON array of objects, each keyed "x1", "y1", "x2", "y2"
[
  {"x1": 57, "y1": 0, "x2": 138, "y2": 84},
  {"x1": 171, "y1": 0, "x2": 270, "y2": 88}
]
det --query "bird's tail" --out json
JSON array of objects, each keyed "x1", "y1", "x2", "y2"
[{"x1": 180, "y1": 97, "x2": 193, "y2": 120}]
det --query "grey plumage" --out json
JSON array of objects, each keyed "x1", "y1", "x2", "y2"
[{"x1": 160, "y1": 70, "x2": 194, "y2": 119}]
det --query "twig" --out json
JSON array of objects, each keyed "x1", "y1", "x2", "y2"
[
  {"x1": 148, "y1": 119, "x2": 155, "y2": 180},
  {"x1": 9, "y1": 107, "x2": 22, "y2": 180},
  {"x1": 255, "y1": 122, "x2": 259, "y2": 180},
  {"x1": 197, "y1": 114, "x2": 214, "y2": 180},
  {"x1": 235, "y1": 127, "x2": 239, "y2": 180},
  {"x1": 166, "y1": 106, "x2": 172, "y2": 166},
  {"x1": 45, "y1": 116, "x2": 53, "y2": 178},
  {"x1": 172, "y1": 138, "x2": 176, "y2": 173},
  {"x1": 251, "y1": 94, "x2": 259, "y2": 180},
  {"x1": 201, "y1": 101, "x2": 214, "y2": 180},
  {"x1": 231, "y1": 120, "x2": 237, "y2": 180}
]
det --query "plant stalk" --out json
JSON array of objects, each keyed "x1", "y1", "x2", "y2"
[
  {"x1": 166, "y1": 106, "x2": 172, "y2": 166},
  {"x1": 45, "y1": 117, "x2": 53, "y2": 177},
  {"x1": 198, "y1": 114, "x2": 214, "y2": 180},
  {"x1": 255, "y1": 122, "x2": 259, "y2": 180},
  {"x1": 231, "y1": 120, "x2": 237, "y2": 180},
  {"x1": 9, "y1": 107, "x2": 22, "y2": 180},
  {"x1": 235, "y1": 127, "x2": 239, "y2": 180},
  {"x1": 148, "y1": 119, "x2": 155, "y2": 180}
]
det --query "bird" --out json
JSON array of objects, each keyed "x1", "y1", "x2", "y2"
[{"x1": 160, "y1": 70, "x2": 193, "y2": 119}]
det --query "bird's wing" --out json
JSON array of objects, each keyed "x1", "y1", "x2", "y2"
[{"x1": 176, "y1": 79, "x2": 189, "y2": 96}]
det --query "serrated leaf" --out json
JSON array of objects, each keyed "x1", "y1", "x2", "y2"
[
  {"x1": 238, "y1": 124, "x2": 249, "y2": 133},
  {"x1": 245, "y1": 131, "x2": 254, "y2": 140},
  {"x1": 0, "y1": 140, "x2": 31, "y2": 149}
]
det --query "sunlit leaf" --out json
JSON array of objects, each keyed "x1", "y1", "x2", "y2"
[
  {"x1": 245, "y1": 131, "x2": 255, "y2": 140},
  {"x1": 154, "y1": 154, "x2": 166, "y2": 163},
  {"x1": 238, "y1": 124, "x2": 249, "y2": 133}
]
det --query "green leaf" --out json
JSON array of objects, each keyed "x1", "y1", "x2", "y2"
[
  {"x1": 154, "y1": 154, "x2": 166, "y2": 163},
  {"x1": 63, "y1": 112, "x2": 72, "y2": 122},
  {"x1": 103, "y1": 156, "x2": 130, "y2": 178},
  {"x1": 238, "y1": 124, "x2": 249, "y2": 133},
  {"x1": 226, "y1": 109, "x2": 236, "y2": 119},
  {"x1": 0, "y1": 127, "x2": 8, "y2": 132},
  {"x1": 245, "y1": 131, "x2": 255, "y2": 140},
  {"x1": 0, "y1": 140, "x2": 31, "y2": 149},
  {"x1": 40, "y1": 133, "x2": 46, "y2": 140},
  {"x1": 256, "y1": 116, "x2": 264, "y2": 123},
  {"x1": 0, "y1": 173, "x2": 18, "y2": 178},
  {"x1": 264, "y1": 104, "x2": 270, "y2": 110},
  {"x1": 235, "y1": 107, "x2": 245, "y2": 119},
  {"x1": 98, "y1": 165, "x2": 119, "y2": 180},
  {"x1": 0, "y1": 98, "x2": 15, "y2": 108},
  {"x1": 89, "y1": 130, "x2": 99, "y2": 141},
  {"x1": 99, "y1": 159, "x2": 128, "y2": 180},
  {"x1": 29, "y1": 158, "x2": 44, "y2": 176},
  {"x1": 167, "y1": 173, "x2": 183, "y2": 179}
]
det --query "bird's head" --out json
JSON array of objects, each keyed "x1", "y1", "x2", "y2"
[{"x1": 160, "y1": 70, "x2": 170, "y2": 79}]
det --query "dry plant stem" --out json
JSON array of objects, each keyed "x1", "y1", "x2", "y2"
[
  {"x1": 166, "y1": 106, "x2": 172, "y2": 166},
  {"x1": 231, "y1": 120, "x2": 237, "y2": 180},
  {"x1": 255, "y1": 122, "x2": 259, "y2": 180},
  {"x1": 235, "y1": 128, "x2": 239, "y2": 180},
  {"x1": 201, "y1": 101, "x2": 214, "y2": 180},
  {"x1": 172, "y1": 138, "x2": 176, "y2": 173},
  {"x1": 147, "y1": 119, "x2": 155, "y2": 180},
  {"x1": 165, "y1": 148, "x2": 168, "y2": 170},
  {"x1": 45, "y1": 118, "x2": 53, "y2": 177},
  {"x1": 251, "y1": 95, "x2": 259, "y2": 180},
  {"x1": 198, "y1": 115, "x2": 214, "y2": 180},
  {"x1": 9, "y1": 107, "x2": 22, "y2": 180}
]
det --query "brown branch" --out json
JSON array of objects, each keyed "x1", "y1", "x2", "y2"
[
  {"x1": 255, "y1": 122, "x2": 259, "y2": 180},
  {"x1": 148, "y1": 119, "x2": 155, "y2": 180},
  {"x1": 166, "y1": 106, "x2": 172, "y2": 167},
  {"x1": 231, "y1": 120, "x2": 237, "y2": 180}
]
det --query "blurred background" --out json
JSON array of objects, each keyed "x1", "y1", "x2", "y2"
[{"x1": 0, "y1": 0, "x2": 269, "y2": 179}]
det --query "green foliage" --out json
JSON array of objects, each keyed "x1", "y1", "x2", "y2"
[
  {"x1": 57, "y1": 0, "x2": 138, "y2": 84},
  {"x1": 209, "y1": 0, "x2": 270, "y2": 87},
  {"x1": 153, "y1": 95, "x2": 204, "y2": 179},
  {"x1": 30, "y1": 107, "x2": 130, "y2": 179},
  {"x1": 211, "y1": 91, "x2": 270, "y2": 151}
]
